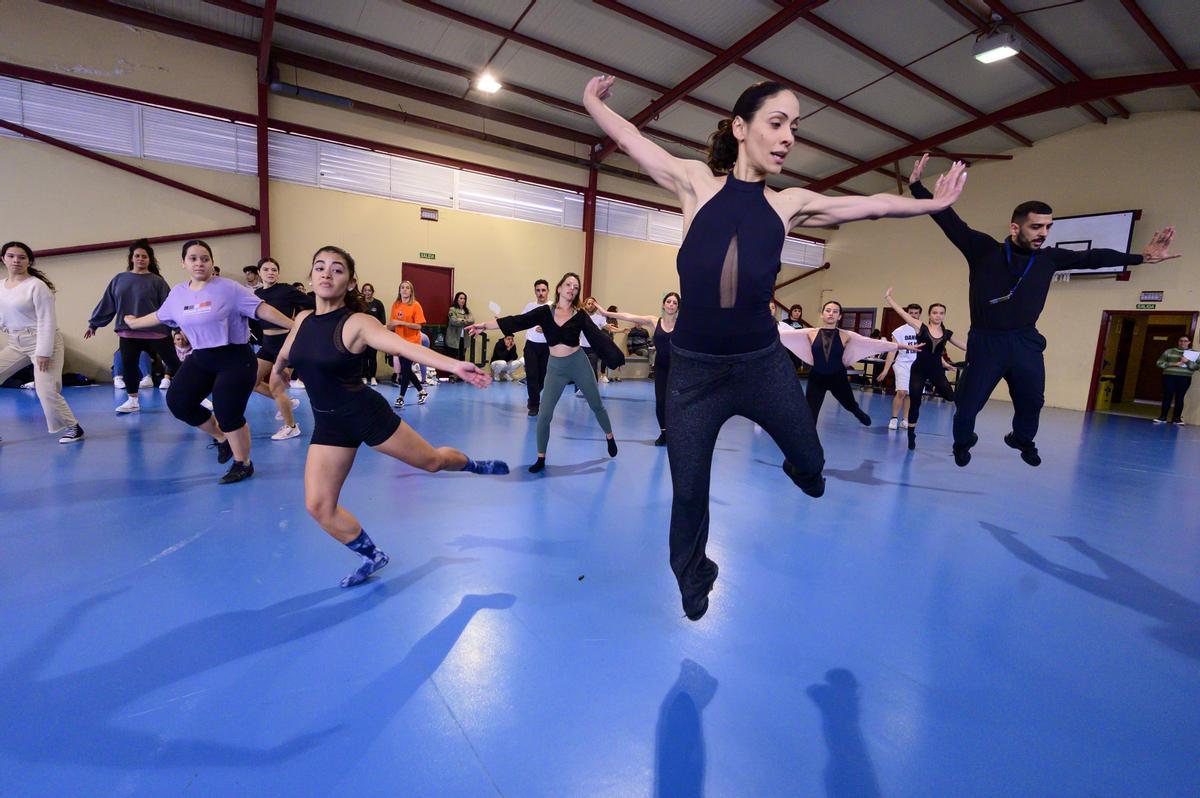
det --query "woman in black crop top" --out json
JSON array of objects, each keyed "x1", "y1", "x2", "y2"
[
  {"x1": 253, "y1": 257, "x2": 314, "y2": 440},
  {"x1": 597, "y1": 291, "x2": 679, "y2": 446},
  {"x1": 273, "y1": 245, "x2": 508, "y2": 589},
  {"x1": 884, "y1": 288, "x2": 967, "y2": 450},
  {"x1": 468, "y1": 272, "x2": 625, "y2": 472},
  {"x1": 584, "y1": 75, "x2": 968, "y2": 620}
]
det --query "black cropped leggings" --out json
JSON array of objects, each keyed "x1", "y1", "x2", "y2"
[
  {"x1": 166, "y1": 343, "x2": 257, "y2": 432},
  {"x1": 654, "y1": 360, "x2": 670, "y2": 431},
  {"x1": 667, "y1": 342, "x2": 824, "y2": 612},
  {"x1": 805, "y1": 370, "x2": 865, "y2": 423},
  {"x1": 907, "y1": 363, "x2": 955, "y2": 425},
  {"x1": 394, "y1": 354, "x2": 423, "y2": 397},
  {"x1": 118, "y1": 335, "x2": 180, "y2": 395}
]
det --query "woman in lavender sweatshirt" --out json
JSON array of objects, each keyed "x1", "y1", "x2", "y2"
[{"x1": 124, "y1": 240, "x2": 294, "y2": 484}]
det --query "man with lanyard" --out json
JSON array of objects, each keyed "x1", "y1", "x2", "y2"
[
  {"x1": 908, "y1": 154, "x2": 1179, "y2": 467},
  {"x1": 521, "y1": 278, "x2": 552, "y2": 417}
]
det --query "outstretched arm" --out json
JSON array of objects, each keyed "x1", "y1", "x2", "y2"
[
  {"x1": 786, "y1": 160, "x2": 967, "y2": 228},
  {"x1": 882, "y1": 287, "x2": 912, "y2": 320},
  {"x1": 583, "y1": 76, "x2": 705, "y2": 198},
  {"x1": 353, "y1": 316, "x2": 490, "y2": 387},
  {"x1": 875, "y1": 350, "x2": 896, "y2": 383},
  {"x1": 949, "y1": 334, "x2": 967, "y2": 352},
  {"x1": 598, "y1": 307, "x2": 657, "y2": 326},
  {"x1": 256, "y1": 303, "x2": 293, "y2": 330},
  {"x1": 123, "y1": 311, "x2": 164, "y2": 330},
  {"x1": 1053, "y1": 226, "x2": 1178, "y2": 271},
  {"x1": 907, "y1": 154, "x2": 996, "y2": 258}
]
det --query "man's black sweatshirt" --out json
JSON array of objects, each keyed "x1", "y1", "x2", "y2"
[{"x1": 910, "y1": 180, "x2": 1143, "y2": 331}]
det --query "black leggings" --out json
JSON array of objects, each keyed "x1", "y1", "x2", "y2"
[
  {"x1": 954, "y1": 328, "x2": 1045, "y2": 446},
  {"x1": 805, "y1": 370, "x2": 866, "y2": 423},
  {"x1": 667, "y1": 342, "x2": 824, "y2": 611},
  {"x1": 1161, "y1": 374, "x2": 1191, "y2": 420},
  {"x1": 362, "y1": 346, "x2": 379, "y2": 380},
  {"x1": 394, "y1": 355, "x2": 423, "y2": 397},
  {"x1": 119, "y1": 335, "x2": 180, "y2": 394},
  {"x1": 654, "y1": 360, "x2": 670, "y2": 430},
  {"x1": 166, "y1": 344, "x2": 257, "y2": 432},
  {"x1": 523, "y1": 341, "x2": 550, "y2": 411},
  {"x1": 907, "y1": 363, "x2": 955, "y2": 425}
]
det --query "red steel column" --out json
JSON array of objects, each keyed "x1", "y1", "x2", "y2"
[{"x1": 582, "y1": 166, "x2": 598, "y2": 297}]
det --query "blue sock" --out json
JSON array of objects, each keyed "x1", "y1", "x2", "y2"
[
  {"x1": 345, "y1": 530, "x2": 377, "y2": 558},
  {"x1": 462, "y1": 458, "x2": 510, "y2": 475}
]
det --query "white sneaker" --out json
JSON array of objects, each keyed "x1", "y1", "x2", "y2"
[
  {"x1": 113, "y1": 375, "x2": 126, "y2": 390},
  {"x1": 289, "y1": 379, "x2": 305, "y2": 390},
  {"x1": 271, "y1": 424, "x2": 301, "y2": 440},
  {"x1": 275, "y1": 398, "x2": 301, "y2": 420},
  {"x1": 201, "y1": 398, "x2": 214, "y2": 410},
  {"x1": 159, "y1": 376, "x2": 171, "y2": 390},
  {"x1": 138, "y1": 375, "x2": 153, "y2": 388},
  {"x1": 887, "y1": 417, "x2": 898, "y2": 430},
  {"x1": 116, "y1": 397, "x2": 140, "y2": 413},
  {"x1": 900, "y1": 420, "x2": 910, "y2": 429},
  {"x1": 370, "y1": 378, "x2": 378, "y2": 386},
  {"x1": 362, "y1": 378, "x2": 368, "y2": 384},
  {"x1": 21, "y1": 381, "x2": 34, "y2": 390},
  {"x1": 599, "y1": 375, "x2": 609, "y2": 383}
]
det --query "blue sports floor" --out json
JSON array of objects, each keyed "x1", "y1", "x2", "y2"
[{"x1": 1, "y1": 376, "x2": 1197, "y2": 797}]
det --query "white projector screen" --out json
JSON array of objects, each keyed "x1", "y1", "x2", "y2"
[{"x1": 1044, "y1": 210, "x2": 1137, "y2": 276}]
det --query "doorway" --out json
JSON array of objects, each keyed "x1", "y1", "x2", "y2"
[
  {"x1": 401, "y1": 262, "x2": 454, "y2": 325},
  {"x1": 1087, "y1": 310, "x2": 1198, "y2": 418}
]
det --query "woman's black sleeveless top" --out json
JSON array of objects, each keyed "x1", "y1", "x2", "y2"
[
  {"x1": 287, "y1": 307, "x2": 367, "y2": 412},
  {"x1": 674, "y1": 174, "x2": 784, "y2": 355}
]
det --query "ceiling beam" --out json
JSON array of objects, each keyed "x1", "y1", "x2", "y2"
[
  {"x1": 42, "y1": 0, "x2": 256, "y2": 53},
  {"x1": 590, "y1": 0, "x2": 911, "y2": 180},
  {"x1": 940, "y1": 0, "x2": 1108, "y2": 124},
  {"x1": 592, "y1": 0, "x2": 818, "y2": 160},
  {"x1": 408, "y1": 0, "x2": 903, "y2": 183},
  {"x1": 786, "y1": 5, "x2": 1033, "y2": 147},
  {"x1": 981, "y1": 0, "x2": 1130, "y2": 118},
  {"x1": 257, "y1": 0, "x2": 277, "y2": 84},
  {"x1": 1118, "y1": 0, "x2": 1200, "y2": 101},
  {"x1": 806, "y1": 66, "x2": 1200, "y2": 192}
]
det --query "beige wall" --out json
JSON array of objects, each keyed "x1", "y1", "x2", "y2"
[{"x1": 778, "y1": 111, "x2": 1200, "y2": 421}]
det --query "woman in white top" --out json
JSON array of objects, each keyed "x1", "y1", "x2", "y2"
[{"x1": 0, "y1": 241, "x2": 83, "y2": 443}]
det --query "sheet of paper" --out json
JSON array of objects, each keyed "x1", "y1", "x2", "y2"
[
  {"x1": 1182, "y1": 350, "x2": 1199, "y2": 363},
  {"x1": 488, "y1": 301, "x2": 502, "y2": 316}
]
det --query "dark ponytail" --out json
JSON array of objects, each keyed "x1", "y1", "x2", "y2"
[
  {"x1": 705, "y1": 81, "x2": 791, "y2": 175},
  {"x1": 707, "y1": 118, "x2": 738, "y2": 174},
  {"x1": 1, "y1": 241, "x2": 55, "y2": 292}
]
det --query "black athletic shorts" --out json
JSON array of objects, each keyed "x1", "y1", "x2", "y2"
[
  {"x1": 257, "y1": 332, "x2": 286, "y2": 364},
  {"x1": 310, "y1": 387, "x2": 402, "y2": 448}
]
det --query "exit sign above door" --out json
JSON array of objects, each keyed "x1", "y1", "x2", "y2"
[{"x1": 419, "y1": 252, "x2": 436, "y2": 260}]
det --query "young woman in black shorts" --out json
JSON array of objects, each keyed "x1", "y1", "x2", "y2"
[{"x1": 274, "y1": 246, "x2": 509, "y2": 588}]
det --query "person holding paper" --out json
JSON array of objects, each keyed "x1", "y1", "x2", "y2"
[{"x1": 1155, "y1": 333, "x2": 1199, "y2": 424}]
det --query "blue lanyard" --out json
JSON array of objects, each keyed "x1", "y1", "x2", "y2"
[{"x1": 990, "y1": 240, "x2": 1037, "y2": 305}]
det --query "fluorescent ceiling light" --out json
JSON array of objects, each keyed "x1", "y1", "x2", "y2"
[
  {"x1": 476, "y1": 72, "x2": 502, "y2": 94},
  {"x1": 973, "y1": 27, "x2": 1021, "y2": 63}
]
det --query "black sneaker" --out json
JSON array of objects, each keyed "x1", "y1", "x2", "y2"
[
  {"x1": 527, "y1": 406, "x2": 538, "y2": 417},
  {"x1": 58, "y1": 424, "x2": 85, "y2": 444},
  {"x1": 682, "y1": 562, "x2": 719, "y2": 622},
  {"x1": 394, "y1": 396, "x2": 404, "y2": 409},
  {"x1": 219, "y1": 460, "x2": 254, "y2": 484},
  {"x1": 418, "y1": 391, "x2": 428, "y2": 405},
  {"x1": 209, "y1": 438, "x2": 233, "y2": 464},
  {"x1": 1004, "y1": 433, "x2": 1041, "y2": 467},
  {"x1": 1153, "y1": 417, "x2": 1167, "y2": 424},
  {"x1": 654, "y1": 431, "x2": 667, "y2": 447},
  {"x1": 1172, "y1": 419, "x2": 1185, "y2": 426}
]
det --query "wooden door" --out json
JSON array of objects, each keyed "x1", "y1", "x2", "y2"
[
  {"x1": 401, "y1": 263, "x2": 454, "y2": 326},
  {"x1": 1135, "y1": 324, "x2": 1189, "y2": 400}
]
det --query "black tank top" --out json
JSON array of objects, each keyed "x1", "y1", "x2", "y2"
[
  {"x1": 674, "y1": 175, "x2": 784, "y2": 355},
  {"x1": 653, "y1": 318, "x2": 673, "y2": 368},
  {"x1": 914, "y1": 323, "x2": 953, "y2": 370},
  {"x1": 811, "y1": 328, "x2": 845, "y2": 375},
  {"x1": 287, "y1": 307, "x2": 367, "y2": 412},
  {"x1": 255, "y1": 283, "x2": 315, "y2": 330}
]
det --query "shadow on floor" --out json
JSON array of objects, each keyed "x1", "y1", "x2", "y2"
[
  {"x1": 807, "y1": 668, "x2": 882, "y2": 798},
  {"x1": 983, "y1": 523, "x2": 1200, "y2": 662},
  {"x1": 0, "y1": 557, "x2": 476, "y2": 768},
  {"x1": 654, "y1": 659, "x2": 718, "y2": 798}
]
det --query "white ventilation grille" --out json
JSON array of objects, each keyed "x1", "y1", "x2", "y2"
[
  {"x1": 0, "y1": 77, "x2": 21, "y2": 138},
  {"x1": 20, "y1": 82, "x2": 138, "y2": 156},
  {"x1": 319, "y1": 141, "x2": 390, "y2": 197},
  {"x1": 0, "y1": 76, "x2": 825, "y2": 263}
]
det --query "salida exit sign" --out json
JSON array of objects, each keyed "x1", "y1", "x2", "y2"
[{"x1": 419, "y1": 252, "x2": 436, "y2": 260}]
